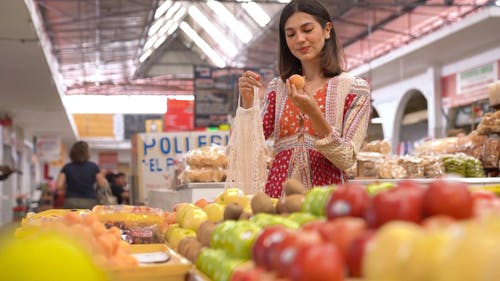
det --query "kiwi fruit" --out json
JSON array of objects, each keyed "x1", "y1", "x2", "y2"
[
  {"x1": 284, "y1": 194, "x2": 304, "y2": 213},
  {"x1": 276, "y1": 197, "x2": 288, "y2": 214},
  {"x1": 251, "y1": 192, "x2": 276, "y2": 214},
  {"x1": 177, "y1": 237, "x2": 198, "y2": 257},
  {"x1": 185, "y1": 241, "x2": 204, "y2": 264},
  {"x1": 239, "y1": 211, "x2": 252, "y2": 220},
  {"x1": 283, "y1": 179, "x2": 305, "y2": 195},
  {"x1": 197, "y1": 221, "x2": 217, "y2": 247},
  {"x1": 223, "y1": 202, "x2": 243, "y2": 221}
]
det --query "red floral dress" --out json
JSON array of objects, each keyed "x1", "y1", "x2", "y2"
[{"x1": 261, "y1": 74, "x2": 371, "y2": 198}]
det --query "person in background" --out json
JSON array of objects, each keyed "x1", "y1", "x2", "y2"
[
  {"x1": 0, "y1": 165, "x2": 19, "y2": 181},
  {"x1": 56, "y1": 141, "x2": 108, "y2": 209},
  {"x1": 110, "y1": 172, "x2": 129, "y2": 204},
  {"x1": 237, "y1": 0, "x2": 371, "y2": 197}
]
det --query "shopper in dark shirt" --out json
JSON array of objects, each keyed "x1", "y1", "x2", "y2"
[
  {"x1": 110, "y1": 172, "x2": 129, "y2": 204},
  {"x1": 0, "y1": 165, "x2": 19, "y2": 181},
  {"x1": 56, "y1": 141, "x2": 108, "y2": 209}
]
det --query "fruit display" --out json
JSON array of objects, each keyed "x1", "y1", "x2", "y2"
[
  {"x1": 92, "y1": 205, "x2": 165, "y2": 244},
  {"x1": 159, "y1": 179, "x2": 500, "y2": 281},
  {"x1": 11, "y1": 177, "x2": 500, "y2": 281}
]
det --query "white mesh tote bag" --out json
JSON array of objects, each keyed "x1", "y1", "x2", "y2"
[{"x1": 225, "y1": 87, "x2": 268, "y2": 194}]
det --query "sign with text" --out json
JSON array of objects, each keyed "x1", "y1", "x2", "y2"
[
  {"x1": 134, "y1": 131, "x2": 229, "y2": 202},
  {"x1": 442, "y1": 60, "x2": 500, "y2": 108},
  {"x1": 193, "y1": 66, "x2": 275, "y2": 128}
]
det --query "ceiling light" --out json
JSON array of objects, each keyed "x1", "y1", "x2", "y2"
[
  {"x1": 241, "y1": 2, "x2": 270, "y2": 27},
  {"x1": 206, "y1": 0, "x2": 252, "y2": 43},
  {"x1": 496, "y1": 0, "x2": 500, "y2": 6},
  {"x1": 370, "y1": 117, "x2": 382, "y2": 124},
  {"x1": 154, "y1": 0, "x2": 172, "y2": 19},
  {"x1": 167, "y1": 22, "x2": 179, "y2": 35},
  {"x1": 148, "y1": 18, "x2": 166, "y2": 36},
  {"x1": 154, "y1": 34, "x2": 168, "y2": 49},
  {"x1": 158, "y1": 20, "x2": 174, "y2": 37},
  {"x1": 172, "y1": 7, "x2": 187, "y2": 23},
  {"x1": 139, "y1": 49, "x2": 153, "y2": 63},
  {"x1": 143, "y1": 35, "x2": 158, "y2": 50},
  {"x1": 277, "y1": 0, "x2": 291, "y2": 3},
  {"x1": 164, "y1": 2, "x2": 181, "y2": 20},
  {"x1": 188, "y1": 6, "x2": 237, "y2": 57},
  {"x1": 180, "y1": 21, "x2": 226, "y2": 68},
  {"x1": 64, "y1": 95, "x2": 168, "y2": 114}
]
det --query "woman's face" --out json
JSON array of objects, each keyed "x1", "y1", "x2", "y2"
[{"x1": 284, "y1": 12, "x2": 331, "y2": 64}]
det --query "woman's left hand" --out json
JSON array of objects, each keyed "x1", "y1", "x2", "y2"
[{"x1": 286, "y1": 79, "x2": 321, "y2": 116}]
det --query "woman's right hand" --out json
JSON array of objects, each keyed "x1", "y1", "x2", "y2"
[{"x1": 238, "y1": 71, "x2": 262, "y2": 109}]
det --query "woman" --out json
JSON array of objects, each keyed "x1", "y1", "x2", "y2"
[
  {"x1": 238, "y1": 0, "x2": 371, "y2": 198},
  {"x1": 56, "y1": 141, "x2": 108, "y2": 209}
]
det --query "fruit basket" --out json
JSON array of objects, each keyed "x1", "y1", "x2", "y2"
[{"x1": 108, "y1": 244, "x2": 192, "y2": 281}]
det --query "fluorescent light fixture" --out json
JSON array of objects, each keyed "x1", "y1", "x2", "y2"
[
  {"x1": 158, "y1": 20, "x2": 174, "y2": 37},
  {"x1": 154, "y1": 34, "x2": 168, "y2": 49},
  {"x1": 139, "y1": 49, "x2": 153, "y2": 62},
  {"x1": 64, "y1": 95, "x2": 168, "y2": 114},
  {"x1": 180, "y1": 21, "x2": 226, "y2": 68},
  {"x1": 167, "y1": 22, "x2": 179, "y2": 35},
  {"x1": 206, "y1": 0, "x2": 252, "y2": 43},
  {"x1": 148, "y1": 18, "x2": 166, "y2": 36},
  {"x1": 188, "y1": 6, "x2": 237, "y2": 57},
  {"x1": 154, "y1": 0, "x2": 172, "y2": 19},
  {"x1": 164, "y1": 2, "x2": 181, "y2": 20},
  {"x1": 277, "y1": 0, "x2": 291, "y2": 3},
  {"x1": 172, "y1": 6, "x2": 187, "y2": 22},
  {"x1": 241, "y1": 2, "x2": 270, "y2": 27},
  {"x1": 143, "y1": 35, "x2": 158, "y2": 50}
]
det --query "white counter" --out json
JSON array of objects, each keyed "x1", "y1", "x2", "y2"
[{"x1": 147, "y1": 183, "x2": 226, "y2": 211}]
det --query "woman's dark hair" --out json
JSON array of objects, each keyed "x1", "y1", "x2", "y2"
[
  {"x1": 69, "y1": 141, "x2": 90, "y2": 163},
  {"x1": 278, "y1": 0, "x2": 345, "y2": 81}
]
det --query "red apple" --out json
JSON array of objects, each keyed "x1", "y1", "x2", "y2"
[
  {"x1": 252, "y1": 225, "x2": 290, "y2": 269},
  {"x1": 346, "y1": 230, "x2": 375, "y2": 278},
  {"x1": 300, "y1": 219, "x2": 326, "y2": 233},
  {"x1": 272, "y1": 230, "x2": 323, "y2": 276},
  {"x1": 316, "y1": 217, "x2": 367, "y2": 260},
  {"x1": 288, "y1": 243, "x2": 344, "y2": 281},
  {"x1": 365, "y1": 180, "x2": 424, "y2": 228},
  {"x1": 325, "y1": 183, "x2": 369, "y2": 220},
  {"x1": 422, "y1": 180, "x2": 473, "y2": 220}
]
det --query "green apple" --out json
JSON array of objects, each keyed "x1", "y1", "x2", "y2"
[
  {"x1": 203, "y1": 203, "x2": 225, "y2": 223},
  {"x1": 211, "y1": 220, "x2": 237, "y2": 249},
  {"x1": 196, "y1": 248, "x2": 244, "y2": 281},
  {"x1": 302, "y1": 186, "x2": 334, "y2": 216},
  {"x1": 225, "y1": 221, "x2": 261, "y2": 260},
  {"x1": 182, "y1": 208, "x2": 208, "y2": 231},
  {"x1": 366, "y1": 182, "x2": 395, "y2": 195},
  {"x1": 287, "y1": 212, "x2": 319, "y2": 226},
  {"x1": 249, "y1": 213, "x2": 299, "y2": 229}
]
